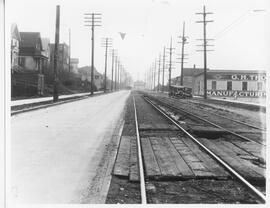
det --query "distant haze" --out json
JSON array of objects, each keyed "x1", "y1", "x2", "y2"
[{"x1": 7, "y1": 0, "x2": 269, "y2": 81}]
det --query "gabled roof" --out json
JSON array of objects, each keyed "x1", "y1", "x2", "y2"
[
  {"x1": 11, "y1": 23, "x2": 21, "y2": 40},
  {"x1": 19, "y1": 32, "x2": 47, "y2": 58},
  {"x1": 20, "y1": 32, "x2": 42, "y2": 49}
]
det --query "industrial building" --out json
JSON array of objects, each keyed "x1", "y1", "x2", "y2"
[{"x1": 173, "y1": 68, "x2": 266, "y2": 102}]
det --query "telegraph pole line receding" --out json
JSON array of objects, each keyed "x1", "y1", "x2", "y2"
[
  {"x1": 162, "y1": 46, "x2": 166, "y2": 92},
  {"x1": 111, "y1": 49, "x2": 115, "y2": 91},
  {"x1": 153, "y1": 60, "x2": 156, "y2": 91},
  {"x1": 84, "y1": 12, "x2": 102, "y2": 95},
  {"x1": 157, "y1": 53, "x2": 161, "y2": 92},
  {"x1": 114, "y1": 56, "x2": 118, "y2": 90},
  {"x1": 151, "y1": 66, "x2": 154, "y2": 90},
  {"x1": 101, "y1": 38, "x2": 112, "y2": 92},
  {"x1": 196, "y1": 5, "x2": 214, "y2": 99},
  {"x1": 118, "y1": 61, "x2": 121, "y2": 90},
  {"x1": 53, "y1": 5, "x2": 60, "y2": 102}
]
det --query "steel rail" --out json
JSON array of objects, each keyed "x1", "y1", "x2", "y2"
[
  {"x1": 133, "y1": 96, "x2": 147, "y2": 204},
  {"x1": 169, "y1": 97, "x2": 265, "y2": 131},
  {"x1": 147, "y1": 96, "x2": 265, "y2": 146},
  {"x1": 144, "y1": 96, "x2": 266, "y2": 203}
]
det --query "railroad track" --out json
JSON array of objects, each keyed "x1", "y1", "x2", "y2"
[
  {"x1": 132, "y1": 95, "x2": 266, "y2": 204},
  {"x1": 169, "y1": 96, "x2": 265, "y2": 131},
  {"x1": 144, "y1": 94, "x2": 265, "y2": 146}
]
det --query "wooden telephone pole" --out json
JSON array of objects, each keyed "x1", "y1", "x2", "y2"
[
  {"x1": 196, "y1": 6, "x2": 214, "y2": 99},
  {"x1": 178, "y1": 22, "x2": 189, "y2": 86},
  {"x1": 162, "y1": 46, "x2": 166, "y2": 92},
  {"x1": 157, "y1": 53, "x2": 161, "y2": 92},
  {"x1": 101, "y1": 38, "x2": 112, "y2": 92},
  {"x1": 114, "y1": 56, "x2": 118, "y2": 90},
  {"x1": 153, "y1": 60, "x2": 156, "y2": 91},
  {"x1": 111, "y1": 49, "x2": 115, "y2": 91},
  {"x1": 84, "y1": 13, "x2": 102, "y2": 95},
  {"x1": 53, "y1": 5, "x2": 60, "y2": 102},
  {"x1": 167, "y1": 37, "x2": 175, "y2": 94}
]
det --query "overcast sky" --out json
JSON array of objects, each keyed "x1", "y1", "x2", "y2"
[{"x1": 7, "y1": 0, "x2": 269, "y2": 81}]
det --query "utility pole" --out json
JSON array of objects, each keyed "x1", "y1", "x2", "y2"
[
  {"x1": 151, "y1": 66, "x2": 153, "y2": 90},
  {"x1": 150, "y1": 66, "x2": 154, "y2": 90},
  {"x1": 111, "y1": 49, "x2": 115, "y2": 91},
  {"x1": 118, "y1": 63, "x2": 121, "y2": 90},
  {"x1": 167, "y1": 37, "x2": 175, "y2": 95},
  {"x1": 149, "y1": 68, "x2": 151, "y2": 90},
  {"x1": 154, "y1": 60, "x2": 157, "y2": 91},
  {"x1": 84, "y1": 13, "x2": 102, "y2": 95},
  {"x1": 177, "y1": 22, "x2": 189, "y2": 86},
  {"x1": 157, "y1": 53, "x2": 161, "y2": 92},
  {"x1": 68, "y1": 28, "x2": 71, "y2": 73},
  {"x1": 153, "y1": 60, "x2": 156, "y2": 91},
  {"x1": 162, "y1": 46, "x2": 165, "y2": 92},
  {"x1": 53, "y1": 5, "x2": 60, "y2": 102},
  {"x1": 101, "y1": 38, "x2": 112, "y2": 92},
  {"x1": 114, "y1": 56, "x2": 118, "y2": 90},
  {"x1": 118, "y1": 61, "x2": 121, "y2": 90},
  {"x1": 196, "y1": 5, "x2": 214, "y2": 99}
]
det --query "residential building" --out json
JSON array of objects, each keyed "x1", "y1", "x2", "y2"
[
  {"x1": 18, "y1": 32, "x2": 47, "y2": 72},
  {"x1": 78, "y1": 66, "x2": 104, "y2": 90},
  {"x1": 70, "y1": 58, "x2": 79, "y2": 73},
  {"x1": 16, "y1": 32, "x2": 48, "y2": 95},
  {"x1": 41, "y1": 38, "x2": 50, "y2": 71},
  {"x1": 11, "y1": 23, "x2": 21, "y2": 73}
]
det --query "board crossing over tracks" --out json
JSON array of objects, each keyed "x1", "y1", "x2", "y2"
[{"x1": 143, "y1": 96, "x2": 266, "y2": 203}]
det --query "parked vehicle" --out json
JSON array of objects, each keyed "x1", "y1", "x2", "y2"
[{"x1": 169, "y1": 85, "x2": 193, "y2": 98}]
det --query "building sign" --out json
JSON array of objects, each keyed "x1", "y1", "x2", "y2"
[
  {"x1": 207, "y1": 90, "x2": 266, "y2": 98},
  {"x1": 208, "y1": 74, "x2": 266, "y2": 81}
]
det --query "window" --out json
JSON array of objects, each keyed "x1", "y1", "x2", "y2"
[
  {"x1": 212, "y1": 81, "x2": 217, "y2": 90},
  {"x1": 227, "y1": 81, "x2": 232, "y2": 90},
  {"x1": 19, "y1": 57, "x2": 25, "y2": 66},
  {"x1": 242, "y1": 82, "x2": 248, "y2": 91},
  {"x1": 257, "y1": 82, "x2": 262, "y2": 91}
]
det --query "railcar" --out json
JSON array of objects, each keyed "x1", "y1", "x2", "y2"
[{"x1": 169, "y1": 85, "x2": 193, "y2": 98}]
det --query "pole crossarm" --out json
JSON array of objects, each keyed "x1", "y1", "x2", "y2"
[{"x1": 196, "y1": 20, "x2": 214, "y2": 23}]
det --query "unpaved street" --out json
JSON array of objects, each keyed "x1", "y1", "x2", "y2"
[{"x1": 10, "y1": 91, "x2": 130, "y2": 204}]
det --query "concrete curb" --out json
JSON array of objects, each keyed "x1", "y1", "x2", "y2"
[
  {"x1": 11, "y1": 91, "x2": 116, "y2": 116},
  {"x1": 11, "y1": 95, "x2": 89, "y2": 116}
]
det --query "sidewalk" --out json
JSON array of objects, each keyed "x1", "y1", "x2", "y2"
[{"x1": 11, "y1": 91, "x2": 103, "y2": 107}]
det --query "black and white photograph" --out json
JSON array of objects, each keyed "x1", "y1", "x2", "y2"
[{"x1": 1, "y1": 0, "x2": 269, "y2": 206}]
